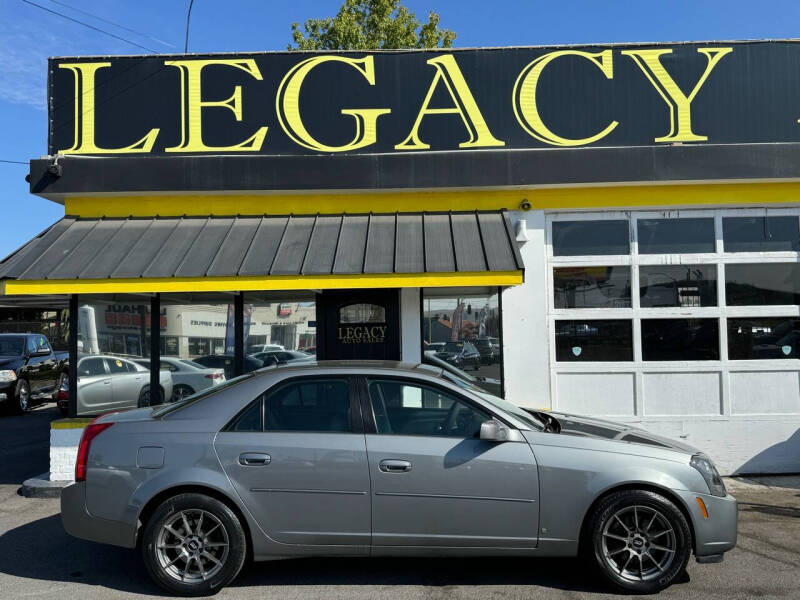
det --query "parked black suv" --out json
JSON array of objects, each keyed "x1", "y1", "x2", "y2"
[
  {"x1": 0, "y1": 333, "x2": 68, "y2": 414},
  {"x1": 473, "y1": 338, "x2": 496, "y2": 364}
]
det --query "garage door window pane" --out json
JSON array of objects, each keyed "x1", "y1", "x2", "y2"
[
  {"x1": 639, "y1": 265, "x2": 718, "y2": 307},
  {"x1": 723, "y1": 217, "x2": 800, "y2": 252},
  {"x1": 552, "y1": 220, "x2": 629, "y2": 256},
  {"x1": 642, "y1": 319, "x2": 719, "y2": 361},
  {"x1": 554, "y1": 266, "x2": 631, "y2": 308},
  {"x1": 725, "y1": 263, "x2": 800, "y2": 306},
  {"x1": 637, "y1": 218, "x2": 715, "y2": 254},
  {"x1": 555, "y1": 320, "x2": 633, "y2": 361},
  {"x1": 728, "y1": 317, "x2": 800, "y2": 360}
]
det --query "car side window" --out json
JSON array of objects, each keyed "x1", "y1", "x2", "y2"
[
  {"x1": 106, "y1": 358, "x2": 132, "y2": 374},
  {"x1": 230, "y1": 398, "x2": 263, "y2": 432},
  {"x1": 367, "y1": 379, "x2": 490, "y2": 438},
  {"x1": 263, "y1": 378, "x2": 351, "y2": 432},
  {"x1": 79, "y1": 358, "x2": 106, "y2": 377},
  {"x1": 26, "y1": 337, "x2": 38, "y2": 354}
]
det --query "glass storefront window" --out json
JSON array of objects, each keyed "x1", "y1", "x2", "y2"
[
  {"x1": 725, "y1": 263, "x2": 800, "y2": 305},
  {"x1": 723, "y1": 216, "x2": 800, "y2": 252},
  {"x1": 552, "y1": 220, "x2": 629, "y2": 256},
  {"x1": 243, "y1": 295, "x2": 317, "y2": 367},
  {"x1": 422, "y1": 290, "x2": 502, "y2": 395},
  {"x1": 554, "y1": 319, "x2": 633, "y2": 362},
  {"x1": 637, "y1": 218, "x2": 715, "y2": 254},
  {"x1": 641, "y1": 318, "x2": 719, "y2": 361},
  {"x1": 553, "y1": 266, "x2": 631, "y2": 308},
  {"x1": 76, "y1": 300, "x2": 153, "y2": 415},
  {"x1": 639, "y1": 265, "x2": 718, "y2": 307},
  {"x1": 728, "y1": 317, "x2": 800, "y2": 360}
]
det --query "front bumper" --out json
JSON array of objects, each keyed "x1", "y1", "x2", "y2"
[
  {"x1": 0, "y1": 380, "x2": 12, "y2": 402},
  {"x1": 60, "y1": 482, "x2": 136, "y2": 548},
  {"x1": 676, "y1": 489, "x2": 738, "y2": 558}
]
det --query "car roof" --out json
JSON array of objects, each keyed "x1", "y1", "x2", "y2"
[{"x1": 251, "y1": 359, "x2": 444, "y2": 378}]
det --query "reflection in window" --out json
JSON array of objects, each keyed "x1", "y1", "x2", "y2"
[
  {"x1": 555, "y1": 320, "x2": 633, "y2": 362},
  {"x1": 728, "y1": 318, "x2": 800, "y2": 360},
  {"x1": 265, "y1": 379, "x2": 350, "y2": 432},
  {"x1": 242, "y1": 298, "x2": 317, "y2": 356},
  {"x1": 725, "y1": 263, "x2": 800, "y2": 306},
  {"x1": 367, "y1": 379, "x2": 490, "y2": 437},
  {"x1": 552, "y1": 220, "x2": 629, "y2": 256},
  {"x1": 422, "y1": 291, "x2": 502, "y2": 396},
  {"x1": 339, "y1": 303, "x2": 386, "y2": 323},
  {"x1": 554, "y1": 266, "x2": 631, "y2": 308},
  {"x1": 637, "y1": 218, "x2": 715, "y2": 254},
  {"x1": 723, "y1": 217, "x2": 800, "y2": 252},
  {"x1": 641, "y1": 319, "x2": 719, "y2": 361},
  {"x1": 639, "y1": 265, "x2": 717, "y2": 307}
]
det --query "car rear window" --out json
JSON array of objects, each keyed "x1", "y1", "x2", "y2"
[{"x1": 151, "y1": 372, "x2": 256, "y2": 417}]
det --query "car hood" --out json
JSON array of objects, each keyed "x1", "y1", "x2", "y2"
[
  {"x1": 546, "y1": 411, "x2": 699, "y2": 454},
  {"x1": 0, "y1": 356, "x2": 23, "y2": 369}
]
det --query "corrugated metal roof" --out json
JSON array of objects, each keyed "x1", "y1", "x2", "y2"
[{"x1": 0, "y1": 212, "x2": 523, "y2": 281}]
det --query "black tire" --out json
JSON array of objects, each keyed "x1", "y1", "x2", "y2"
[
  {"x1": 586, "y1": 489, "x2": 692, "y2": 593},
  {"x1": 141, "y1": 493, "x2": 247, "y2": 596},
  {"x1": 14, "y1": 379, "x2": 31, "y2": 414},
  {"x1": 172, "y1": 384, "x2": 195, "y2": 402},
  {"x1": 139, "y1": 385, "x2": 166, "y2": 408}
]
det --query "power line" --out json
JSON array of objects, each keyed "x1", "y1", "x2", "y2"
[
  {"x1": 185, "y1": 0, "x2": 195, "y2": 53},
  {"x1": 0, "y1": 159, "x2": 28, "y2": 165},
  {"x1": 46, "y1": 0, "x2": 175, "y2": 48},
  {"x1": 19, "y1": 0, "x2": 159, "y2": 53}
]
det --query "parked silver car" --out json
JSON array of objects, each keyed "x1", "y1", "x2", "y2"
[
  {"x1": 74, "y1": 354, "x2": 173, "y2": 414},
  {"x1": 61, "y1": 361, "x2": 737, "y2": 596}
]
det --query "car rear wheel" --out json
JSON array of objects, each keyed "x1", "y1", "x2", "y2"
[
  {"x1": 172, "y1": 384, "x2": 195, "y2": 402},
  {"x1": 587, "y1": 489, "x2": 692, "y2": 593},
  {"x1": 141, "y1": 493, "x2": 247, "y2": 596},
  {"x1": 139, "y1": 385, "x2": 165, "y2": 408}
]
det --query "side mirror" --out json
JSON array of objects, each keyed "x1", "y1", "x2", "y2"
[{"x1": 479, "y1": 419, "x2": 525, "y2": 443}]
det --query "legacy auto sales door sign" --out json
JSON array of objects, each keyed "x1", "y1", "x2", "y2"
[{"x1": 48, "y1": 41, "x2": 800, "y2": 156}]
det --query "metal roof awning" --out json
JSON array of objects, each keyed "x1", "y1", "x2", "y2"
[{"x1": 0, "y1": 212, "x2": 523, "y2": 295}]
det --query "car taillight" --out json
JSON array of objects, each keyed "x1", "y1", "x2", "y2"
[
  {"x1": 205, "y1": 373, "x2": 223, "y2": 379},
  {"x1": 75, "y1": 420, "x2": 114, "y2": 482}
]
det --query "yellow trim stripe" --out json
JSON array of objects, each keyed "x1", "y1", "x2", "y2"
[
  {"x1": 1, "y1": 271, "x2": 523, "y2": 296},
  {"x1": 51, "y1": 419, "x2": 93, "y2": 430},
  {"x1": 65, "y1": 182, "x2": 800, "y2": 217}
]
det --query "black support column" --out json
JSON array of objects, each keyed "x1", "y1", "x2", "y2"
[
  {"x1": 68, "y1": 294, "x2": 78, "y2": 418},
  {"x1": 234, "y1": 293, "x2": 244, "y2": 377},
  {"x1": 150, "y1": 294, "x2": 161, "y2": 404}
]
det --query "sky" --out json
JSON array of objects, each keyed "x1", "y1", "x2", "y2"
[{"x1": 2, "y1": 0, "x2": 800, "y2": 257}]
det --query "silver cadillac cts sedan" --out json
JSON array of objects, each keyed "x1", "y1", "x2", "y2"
[{"x1": 61, "y1": 361, "x2": 737, "y2": 596}]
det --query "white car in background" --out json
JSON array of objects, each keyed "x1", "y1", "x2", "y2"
[
  {"x1": 135, "y1": 357, "x2": 226, "y2": 401},
  {"x1": 245, "y1": 343, "x2": 285, "y2": 354}
]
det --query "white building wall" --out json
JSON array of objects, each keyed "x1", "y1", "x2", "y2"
[
  {"x1": 503, "y1": 210, "x2": 551, "y2": 409},
  {"x1": 501, "y1": 207, "x2": 800, "y2": 476},
  {"x1": 400, "y1": 287, "x2": 422, "y2": 363}
]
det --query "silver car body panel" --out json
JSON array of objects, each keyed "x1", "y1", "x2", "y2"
[{"x1": 61, "y1": 361, "x2": 737, "y2": 562}]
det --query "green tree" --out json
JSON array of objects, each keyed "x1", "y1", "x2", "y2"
[{"x1": 289, "y1": 0, "x2": 456, "y2": 50}]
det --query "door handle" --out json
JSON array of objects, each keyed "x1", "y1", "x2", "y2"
[
  {"x1": 239, "y1": 452, "x2": 271, "y2": 466},
  {"x1": 379, "y1": 459, "x2": 412, "y2": 473}
]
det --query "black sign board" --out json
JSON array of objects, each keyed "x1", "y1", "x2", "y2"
[
  {"x1": 317, "y1": 290, "x2": 400, "y2": 361},
  {"x1": 47, "y1": 41, "x2": 800, "y2": 157}
]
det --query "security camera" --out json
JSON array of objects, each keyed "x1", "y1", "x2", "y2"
[{"x1": 519, "y1": 199, "x2": 532, "y2": 211}]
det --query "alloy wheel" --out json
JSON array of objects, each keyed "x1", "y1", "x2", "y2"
[
  {"x1": 600, "y1": 504, "x2": 677, "y2": 582},
  {"x1": 18, "y1": 382, "x2": 30, "y2": 412},
  {"x1": 155, "y1": 509, "x2": 230, "y2": 584}
]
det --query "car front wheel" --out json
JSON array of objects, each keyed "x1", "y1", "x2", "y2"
[
  {"x1": 141, "y1": 493, "x2": 247, "y2": 596},
  {"x1": 587, "y1": 489, "x2": 692, "y2": 593},
  {"x1": 15, "y1": 379, "x2": 31, "y2": 414}
]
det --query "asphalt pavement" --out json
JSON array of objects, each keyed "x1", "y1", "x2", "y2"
[{"x1": 0, "y1": 405, "x2": 798, "y2": 599}]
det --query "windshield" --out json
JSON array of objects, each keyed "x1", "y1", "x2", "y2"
[
  {"x1": 151, "y1": 372, "x2": 256, "y2": 417},
  {"x1": 440, "y1": 371, "x2": 544, "y2": 431},
  {"x1": 422, "y1": 353, "x2": 478, "y2": 383},
  {"x1": 0, "y1": 337, "x2": 25, "y2": 356},
  {"x1": 443, "y1": 341, "x2": 463, "y2": 352}
]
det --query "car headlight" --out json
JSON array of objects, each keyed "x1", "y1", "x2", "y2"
[
  {"x1": 690, "y1": 453, "x2": 726, "y2": 497},
  {"x1": 0, "y1": 370, "x2": 17, "y2": 383}
]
